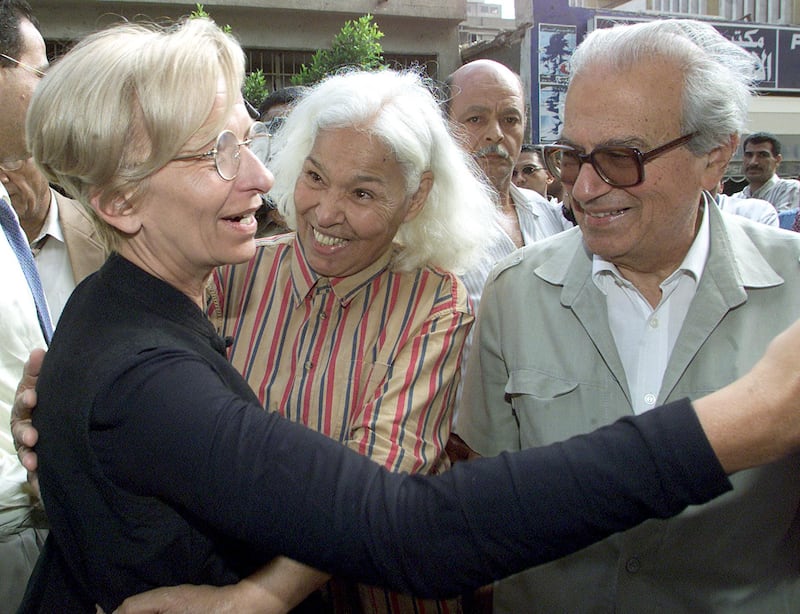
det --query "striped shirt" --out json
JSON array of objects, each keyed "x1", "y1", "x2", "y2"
[{"x1": 209, "y1": 234, "x2": 472, "y2": 613}]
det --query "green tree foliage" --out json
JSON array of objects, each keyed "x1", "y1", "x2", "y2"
[
  {"x1": 291, "y1": 14, "x2": 385, "y2": 86},
  {"x1": 243, "y1": 69, "x2": 268, "y2": 110},
  {"x1": 190, "y1": 4, "x2": 268, "y2": 109},
  {"x1": 190, "y1": 4, "x2": 231, "y2": 34}
]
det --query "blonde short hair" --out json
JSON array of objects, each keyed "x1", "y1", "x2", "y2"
[{"x1": 26, "y1": 17, "x2": 245, "y2": 250}]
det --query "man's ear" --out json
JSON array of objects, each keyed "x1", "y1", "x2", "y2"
[
  {"x1": 701, "y1": 134, "x2": 738, "y2": 191},
  {"x1": 404, "y1": 171, "x2": 434, "y2": 223},
  {"x1": 89, "y1": 191, "x2": 141, "y2": 235}
]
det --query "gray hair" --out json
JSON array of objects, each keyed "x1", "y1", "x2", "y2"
[
  {"x1": 571, "y1": 19, "x2": 760, "y2": 154},
  {"x1": 269, "y1": 69, "x2": 502, "y2": 275}
]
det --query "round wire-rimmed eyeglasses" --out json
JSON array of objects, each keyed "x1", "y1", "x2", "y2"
[{"x1": 171, "y1": 122, "x2": 272, "y2": 181}]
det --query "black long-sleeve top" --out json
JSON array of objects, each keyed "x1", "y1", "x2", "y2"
[{"x1": 22, "y1": 254, "x2": 731, "y2": 612}]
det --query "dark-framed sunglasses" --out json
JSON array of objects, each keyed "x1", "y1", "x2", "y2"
[{"x1": 541, "y1": 132, "x2": 697, "y2": 188}]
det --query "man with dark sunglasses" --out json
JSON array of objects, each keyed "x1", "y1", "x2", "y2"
[
  {"x1": 511, "y1": 144, "x2": 551, "y2": 197},
  {"x1": 455, "y1": 19, "x2": 800, "y2": 613}
]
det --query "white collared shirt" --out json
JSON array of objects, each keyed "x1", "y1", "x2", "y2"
[
  {"x1": 732, "y1": 174, "x2": 800, "y2": 212},
  {"x1": 592, "y1": 202, "x2": 710, "y2": 414},
  {"x1": 716, "y1": 192, "x2": 779, "y2": 226},
  {"x1": 0, "y1": 185, "x2": 46, "y2": 534},
  {"x1": 33, "y1": 189, "x2": 76, "y2": 324}
]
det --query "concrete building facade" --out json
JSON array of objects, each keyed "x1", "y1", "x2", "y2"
[{"x1": 27, "y1": 1, "x2": 467, "y2": 88}]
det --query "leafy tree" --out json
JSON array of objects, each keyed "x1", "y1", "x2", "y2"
[
  {"x1": 190, "y1": 4, "x2": 231, "y2": 34},
  {"x1": 291, "y1": 14, "x2": 385, "y2": 86},
  {"x1": 190, "y1": 5, "x2": 268, "y2": 109},
  {"x1": 243, "y1": 69, "x2": 268, "y2": 110}
]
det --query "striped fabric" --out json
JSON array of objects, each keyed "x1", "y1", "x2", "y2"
[{"x1": 209, "y1": 234, "x2": 472, "y2": 613}]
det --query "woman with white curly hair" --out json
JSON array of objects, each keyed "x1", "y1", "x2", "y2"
[{"x1": 207, "y1": 67, "x2": 501, "y2": 614}]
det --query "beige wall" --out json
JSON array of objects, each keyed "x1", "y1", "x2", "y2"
[{"x1": 27, "y1": 1, "x2": 465, "y2": 77}]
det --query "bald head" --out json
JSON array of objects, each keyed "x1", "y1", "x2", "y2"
[{"x1": 447, "y1": 60, "x2": 526, "y2": 197}]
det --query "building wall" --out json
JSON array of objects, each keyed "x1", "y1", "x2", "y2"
[{"x1": 26, "y1": 1, "x2": 466, "y2": 79}]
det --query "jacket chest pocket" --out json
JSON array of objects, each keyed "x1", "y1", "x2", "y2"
[{"x1": 505, "y1": 369, "x2": 628, "y2": 446}]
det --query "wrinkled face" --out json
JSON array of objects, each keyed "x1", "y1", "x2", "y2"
[
  {"x1": 512, "y1": 150, "x2": 550, "y2": 196},
  {"x1": 0, "y1": 156, "x2": 50, "y2": 228},
  {"x1": 0, "y1": 18, "x2": 47, "y2": 164},
  {"x1": 293, "y1": 127, "x2": 428, "y2": 278},
  {"x1": 448, "y1": 63, "x2": 525, "y2": 193},
  {"x1": 743, "y1": 141, "x2": 780, "y2": 188},
  {"x1": 127, "y1": 91, "x2": 273, "y2": 285},
  {"x1": 563, "y1": 59, "x2": 721, "y2": 279}
]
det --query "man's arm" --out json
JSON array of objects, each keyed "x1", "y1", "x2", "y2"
[{"x1": 453, "y1": 276, "x2": 521, "y2": 457}]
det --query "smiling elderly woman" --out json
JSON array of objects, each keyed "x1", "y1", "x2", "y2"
[
  {"x1": 18, "y1": 14, "x2": 800, "y2": 614},
  {"x1": 206, "y1": 68, "x2": 500, "y2": 613}
]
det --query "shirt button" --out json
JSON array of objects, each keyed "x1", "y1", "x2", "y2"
[
  {"x1": 644, "y1": 393, "x2": 656, "y2": 405},
  {"x1": 304, "y1": 361, "x2": 314, "y2": 370},
  {"x1": 319, "y1": 312, "x2": 327, "y2": 320},
  {"x1": 625, "y1": 557, "x2": 641, "y2": 573},
  {"x1": 649, "y1": 317, "x2": 659, "y2": 328}
]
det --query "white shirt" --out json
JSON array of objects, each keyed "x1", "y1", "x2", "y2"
[
  {"x1": 716, "y1": 192, "x2": 779, "y2": 227},
  {"x1": 0, "y1": 185, "x2": 46, "y2": 535},
  {"x1": 461, "y1": 184, "x2": 566, "y2": 315},
  {"x1": 33, "y1": 189, "x2": 77, "y2": 324},
  {"x1": 592, "y1": 202, "x2": 710, "y2": 414},
  {"x1": 732, "y1": 174, "x2": 800, "y2": 212}
]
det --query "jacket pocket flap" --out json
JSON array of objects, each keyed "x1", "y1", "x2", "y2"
[{"x1": 505, "y1": 369, "x2": 578, "y2": 399}]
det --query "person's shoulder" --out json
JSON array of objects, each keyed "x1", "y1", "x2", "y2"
[
  {"x1": 491, "y1": 226, "x2": 582, "y2": 281},
  {"x1": 406, "y1": 264, "x2": 472, "y2": 317},
  {"x1": 720, "y1": 207, "x2": 800, "y2": 253},
  {"x1": 511, "y1": 185, "x2": 555, "y2": 216},
  {"x1": 55, "y1": 191, "x2": 92, "y2": 228}
]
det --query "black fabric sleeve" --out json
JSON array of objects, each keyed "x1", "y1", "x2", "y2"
[{"x1": 91, "y1": 347, "x2": 731, "y2": 598}]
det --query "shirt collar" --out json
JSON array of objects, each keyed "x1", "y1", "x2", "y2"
[
  {"x1": 290, "y1": 236, "x2": 394, "y2": 307},
  {"x1": 592, "y1": 196, "x2": 710, "y2": 293},
  {"x1": 746, "y1": 173, "x2": 779, "y2": 198},
  {"x1": 32, "y1": 188, "x2": 63, "y2": 247},
  {"x1": 509, "y1": 183, "x2": 539, "y2": 216}
]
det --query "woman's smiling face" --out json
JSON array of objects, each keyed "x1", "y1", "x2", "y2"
[{"x1": 293, "y1": 127, "x2": 428, "y2": 278}]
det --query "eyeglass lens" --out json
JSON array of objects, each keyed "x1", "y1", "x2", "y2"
[
  {"x1": 215, "y1": 131, "x2": 241, "y2": 180},
  {"x1": 550, "y1": 148, "x2": 641, "y2": 187},
  {"x1": 247, "y1": 122, "x2": 272, "y2": 167},
  {"x1": 0, "y1": 159, "x2": 25, "y2": 172}
]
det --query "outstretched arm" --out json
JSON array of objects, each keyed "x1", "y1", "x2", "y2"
[{"x1": 693, "y1": 315, "x2": 800, "y2": 473}]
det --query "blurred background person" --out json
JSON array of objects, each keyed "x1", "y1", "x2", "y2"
[
  {"x1": 731, "y1": 131, "x2": 800, "y2": 212},
  {"x1": 712, "y1": 176, "x2": 778, "y2": 227},
  {"x1": 1, "y1": 157, "x2": 105, "y2": 324},
  {"x1": 252, "y1": 86, "x2": 309, "y2": 238},
  {"x1": 0, "y1": 2, "x2": 53, "y2": 610},
  {"x1": 511, "y1": 143, "x2": 552, "y2": 198}
]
